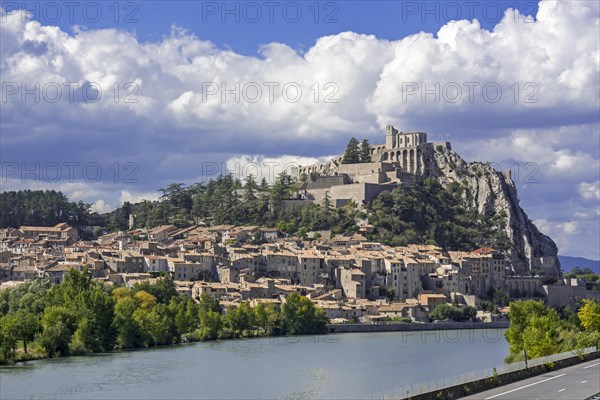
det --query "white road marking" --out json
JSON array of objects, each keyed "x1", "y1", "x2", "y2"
[
  {"x1": 558, "y1": 388, "x2": 566, "y2": 392},
  {"x1": 581, "y1": 380, "x2": 588, "y2": 384},
  {"x1": 583, "y1": 362, "x2": 599, "y2": 369},
  {"x1": 484, "y1": 374, "x2": 567, "y2": 399}
]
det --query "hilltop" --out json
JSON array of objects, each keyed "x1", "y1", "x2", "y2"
[
  {"x1": 0, "y1": 126, "x2": 561, "y2": 276},
  {"x1": 290, "y1": 125, "x2": 560, "y2": 275}
]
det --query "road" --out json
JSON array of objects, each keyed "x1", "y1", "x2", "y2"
[{"x1": 461, "y1": 358, "x2": 600, "y2": 400}]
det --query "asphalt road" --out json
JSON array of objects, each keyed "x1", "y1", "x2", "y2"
[{"x1": 461, "y1": 358, "x2": 600, "y2": 400}]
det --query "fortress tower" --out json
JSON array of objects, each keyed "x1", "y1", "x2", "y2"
[
  {"x1": 379, "y1": 125, "x2": 428, "y2": 174},
  {"x1": 385, "y1": 124, "x2": 427, "y2": 149},
  {"x1": 294, "y1": 125, "x2": 439, "y2": 179},
  {"x1": 290, "y1": 125, "x2": 452, "y2": 207}
]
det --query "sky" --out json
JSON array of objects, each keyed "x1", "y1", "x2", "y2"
[{"x1": 0, "y1": 0, "x2": 599, "y2": 259}]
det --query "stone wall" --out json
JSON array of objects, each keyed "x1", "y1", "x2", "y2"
[
  {"x1": 543, "y1": 283, "x2": 587, "y2": 307},
  {"x1": 328, "y1": 321, "x2": 509, "y2": 333},
  {"x1": 306, "y1": 183, "x2": 399, "y2": 206}
]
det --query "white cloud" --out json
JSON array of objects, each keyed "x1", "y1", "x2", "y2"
[
  {"x1": 367, "y1": 2, "x2": 600, "y2": 131},
  {"x1": 224, "y1": 154, "x2": 334, "y2": 183},
  {"x1": 1, "y1": 0, "x2": 598, "y2": 257},
  {"x1": 90, "y1": 199, "x2": 113, "y2": 214},
  {"x1": 119, "y1": 190, "x2": 159, "y2": 204},
  {"x1": 579, "y1": 180, "x2": 600, "y2": 200},
  {"x1": 2, "y1": 1, "x2": 597, "y2": 145}
]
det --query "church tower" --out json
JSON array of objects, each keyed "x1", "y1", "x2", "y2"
[{"x1": 386, "y1": 124, "x2": 398, "y2": 148}]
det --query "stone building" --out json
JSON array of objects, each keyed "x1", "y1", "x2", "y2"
[{"x1": 291, "y1": 125, "x2": 452, "y2": 207}]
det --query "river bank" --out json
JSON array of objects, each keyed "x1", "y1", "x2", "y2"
[
  {"x1": 328, "y1": 320, "x2": 509, "y2": 333},
  {"x1": 2, "y1": 322, "x2": 509, "y2": 366}
]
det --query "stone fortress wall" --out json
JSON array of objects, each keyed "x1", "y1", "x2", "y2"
[{"x1": 290, "y1": 125, "x2": 452, "y2": 206}]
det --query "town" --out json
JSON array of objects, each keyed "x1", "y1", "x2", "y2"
[{"x1": 1, "y1": 222, "x2": 596, "y2": 325}]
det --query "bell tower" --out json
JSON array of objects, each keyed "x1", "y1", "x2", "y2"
[{"x1": 386, "y1": 124, "x2": 398, "y2": 148}]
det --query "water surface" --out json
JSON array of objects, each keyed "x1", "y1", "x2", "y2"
[{"x1": 0, "y1": 329, "x2": 509, "y2": 399}]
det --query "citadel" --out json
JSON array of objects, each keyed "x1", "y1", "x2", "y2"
[{"x1": 291, "y1": 125, "x2": 452, "y2": 207}]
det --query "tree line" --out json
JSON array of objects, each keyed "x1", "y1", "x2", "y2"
[
  {"x1": 2, "y1": 174, "x2": 513, "y2": 252},
  {"x1": 109, "y1": 175, "x2": 511, "y2": 252},
  {"x1": 105, "y1": 173, "x2": 363, "y2": 239},
  {"x1": 0, "y1": 190, "x2": 103, "y2": 230},
  {"x1": 0, "y1": 269, "x2": 328, "y2": 364}
]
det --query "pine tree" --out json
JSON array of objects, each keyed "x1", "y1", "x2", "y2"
[
  {"x1": 342, "y1": 137, "x2": 360, "y2": 164},
  {"x1": 243, "y1": 175, "x2": 259, "y2": 223},
  {"x1": 359, "y1": 139, "x2": 372, "y2": 163},
  {"x1": 259, "y1": 177, "x2": 269, "y2": 191}
]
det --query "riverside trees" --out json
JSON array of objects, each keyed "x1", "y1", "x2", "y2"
[
  {"x1": 0, "y1": 269, "x2": 330, "y2": 364},
  {"x1": 504, "y1": 299, "x2": 600, "y2": 362}
]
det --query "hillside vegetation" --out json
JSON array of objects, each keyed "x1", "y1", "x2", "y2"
[
  {"x1": 0, "y1": 190, "x2": 103, "y2": 229},
  {"x1": 1, "y1": 175, "x2": 510, "y2": 252}
]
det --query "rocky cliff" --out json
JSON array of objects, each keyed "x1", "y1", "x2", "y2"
[{"x1": 421, "y1": 144, "x2": 560, "y2": 275}]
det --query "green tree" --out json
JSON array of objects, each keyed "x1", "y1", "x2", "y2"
[
  {"x1": 171, "y1": 298, "x2": 200, "y2": 336},
  {"x1": 113, "y1": 297, "x2": 143, "y2": 348},
  {"x1": 253, "y1": 303, "x2": 268, "y2": 333},
  {"x1": 578, "y1": 299, "x2": 600, "y2": 332},
  {"x1": 281, "y1": 293, "x2": 328, "y2": 335},
  {"x1": 0, "y1": 190, "x2": 101, "y2": 230},
  {"x1": 429, "y1": 304, "x2": 463, "y2": 321},
  {"x1": 386, "y1": 287, "x2": 396, "y2": 302},
  {"x1": 224, "y1": 302, "x2": 255, "y2": 337},
  {"x1": 39, "y1": 306, "x2": 77, "y2": 357},
  {"x1": 359, "y1": 139, "x2": 372, "y2": 163},
  {"x1": 297, "y1": 226, "x2": 309, "y2": 240},
  {"x1": 199, "y1": 311, "x2": 222, "y2": 340},
  {"x1": 504, "y1": 300, "x2": 570, "y2": 362},
  {"x1": 462, "y1": 306, "x2": 477, "y2": 321},
  {"x1": 61, "y1": 267, "x2": 91, "y2": 304},
  {"x1": 493, "y1": 289, "x2": 510, "y2": 307},
  {"x1": 0, "y1": 314, "x2": 19, "y2": 359},
  {"x1": 259, "y1": 177, "x2": 269, "y2": 191},
  {"x1": 133, "y1": 276, "x2": 178, "y2": 304},
  {"x1": 242, "y1": 174, "x2": 259, "y2": 223},
  {"x1": 368, "y1": 179, "x2": 510, "y2": 251},
  {"x1": 197, "y1": 293, "x2": 220, "y2": 315},
  {"x1": 76, "y1": 287, "x2": 115, "y2": 352},
  {"x1": 342, "y1": 137, "x2": 360, "y2": 164},
  {"x1": 11, "y1": 310, "x2": 39, "y2": 354}
]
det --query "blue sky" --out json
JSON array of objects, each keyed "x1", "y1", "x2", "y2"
[
  {"x1": 1, "y1": 1, "x2": 599, "y2": 259},
  {"x1": 1, "y1": 1, "x2": 539, "y2": 53}
]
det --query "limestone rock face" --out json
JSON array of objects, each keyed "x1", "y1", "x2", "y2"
[
  {"x1": 422, "y1": 144, "x2": 561, "y2": 275},
  {"x1": 298, "y1": 140, "x2": 561, "y2": 275}
]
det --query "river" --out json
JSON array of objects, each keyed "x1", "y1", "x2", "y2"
[{"x1": 0, "y1": 329, "x2": 509, "y2": 399}]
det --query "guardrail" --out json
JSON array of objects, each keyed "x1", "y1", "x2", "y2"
[{"x1": 371, "y1": 346, "x2": 597, "y2": 399}]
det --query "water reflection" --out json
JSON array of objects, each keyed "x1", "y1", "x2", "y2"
[{"x1": 0, "y1": 330, "x2": 508, "y2": 400}]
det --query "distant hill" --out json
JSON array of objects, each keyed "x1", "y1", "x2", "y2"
[{"x1": 559, "y1": 256, "x2": 600, "y2": 273}]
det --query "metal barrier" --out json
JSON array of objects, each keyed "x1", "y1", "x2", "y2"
[{"x1": 372, "y1": 346, "x2": 597, "y2": 399}]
